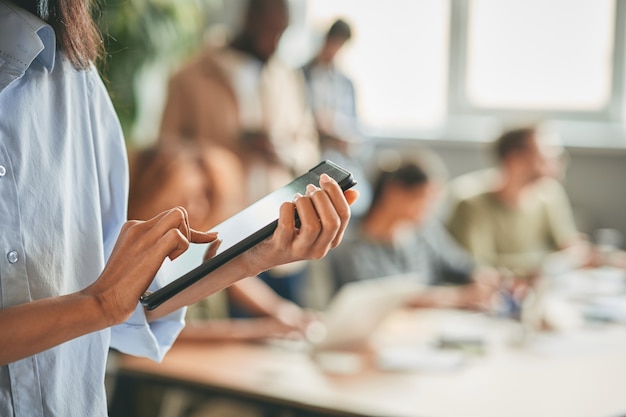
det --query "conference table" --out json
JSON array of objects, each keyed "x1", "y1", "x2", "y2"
[{"x1": 110, "y1": 267, "x2": 626, "y2": 417}]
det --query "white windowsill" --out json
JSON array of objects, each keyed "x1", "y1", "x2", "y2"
[{"x1": 364, "y1": 116, "x2": 626, "y2": 156}]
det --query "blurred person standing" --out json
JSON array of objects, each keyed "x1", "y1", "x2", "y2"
[
  {"x1": 447, "y1": 125, "x2": 585, "y2": 279},
  {"x1": 159, "y1": 0, "x2": 320, "y2": 306},
  {"x1": 302, "y1": 18, "x2": 372, "y2": 218},
  {"x1": 160, "y1": 0, "x2": 319, "y2": 204}
]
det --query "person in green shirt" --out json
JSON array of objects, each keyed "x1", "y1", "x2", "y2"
[{"x1": 447, "y1": 125, "x2": 585, "y2": 280}]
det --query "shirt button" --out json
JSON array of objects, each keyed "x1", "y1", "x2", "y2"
[
  {"x1": 7, "y1": 250, "x2": 18, "y2": 264},
  {"x1": 0, "y1": 165, "x2": 6, "y2": 177}
]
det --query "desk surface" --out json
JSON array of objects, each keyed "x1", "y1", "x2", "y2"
[{"x1": 117, "y1": 306, "x2": 626, "y2": 417}]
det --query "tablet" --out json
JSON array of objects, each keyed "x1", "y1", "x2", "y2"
[{"x1": 140, "y1": 160, "x2": 357, "y2": 310}]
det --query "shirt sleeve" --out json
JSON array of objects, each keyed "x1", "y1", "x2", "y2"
[
  {"x1": 110, "y1": 274, "x2": 186, "y2": 362},
  {"x1": 88, "y1": 67, "x2": 185, "y2": 362}
]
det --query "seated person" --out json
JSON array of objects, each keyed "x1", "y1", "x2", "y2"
[
  {"x1": 127, "y1": 142, "x2": 313, "y2": 341},
  {"x1": 328, "y1": 150, "x2": 498, "y2": 310},
  {"x1": 446, "y1": 124, "x2": 586, "y2": 279}
]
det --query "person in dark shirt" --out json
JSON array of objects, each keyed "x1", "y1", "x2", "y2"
[{"x1": 330, "y1": 151, "x2": 498, "y2": 310}]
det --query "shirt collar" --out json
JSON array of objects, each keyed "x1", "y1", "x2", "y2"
[{"x1": 0, "y1": 0, "x2": 56, "y2": 72}]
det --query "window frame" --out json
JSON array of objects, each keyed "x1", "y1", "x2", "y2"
[
  {"x1": 295, "y1": 0, "x2": 626, "y2": 148},
  {"x1": 447, "y1": 0, "x2": 626, "y2": 124}
]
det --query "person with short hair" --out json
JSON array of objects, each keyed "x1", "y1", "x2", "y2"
[
  {"x1": 302, "y1": 18, "x2": 357, "y2": 141},
  {"x1": 301, "y1": 18, "x2": 373, "y2": 218},
  {"x1": 447, "y1": 124, "x2": 583, "y2": 279}
]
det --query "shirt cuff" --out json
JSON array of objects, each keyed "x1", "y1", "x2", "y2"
[{"x1": 109, "y1": 302, "x2": 186, "y2": 362}]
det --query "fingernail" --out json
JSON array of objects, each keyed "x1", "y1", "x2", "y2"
[
  {"x1": 306, "y1": 184, "x2": 318, "y2": 195},
  {"x1": 293, "y1": 192, "x2": 304, "y2": 201},
  {"x1": 320, "y1": 173, "x2": 334, "y2": 184}
]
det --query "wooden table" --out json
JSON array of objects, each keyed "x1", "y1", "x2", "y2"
[{"x1": 109, "y1": 307, "x2": 626, "y2": 417}]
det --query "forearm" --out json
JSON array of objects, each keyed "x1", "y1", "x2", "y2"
[
  {"x1": 179, "y1": 317, "x2": 287, "y2": 341},
  {"x1": 406, "y1": 287, "x2": 464, "y2": 309},
  {"x1": 0, "y1": 292, "x2": 109, "y2": 365},
  {"x1": 407, "y1": 279, "x2": 496, "y2": 311},
  {"x1": 228, "y1": 277, "x2": 289, "y2": 317},
  {"x1": 179, "y1": 319, "x2": 244, "y2": 341}
]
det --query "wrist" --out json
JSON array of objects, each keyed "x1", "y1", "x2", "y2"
[
  {"x1": 79, "y1": 286, "x2": 127, "y2": 328},
  {"x1": 238, "y1": 249, "x2": 272, "y2": 279}
]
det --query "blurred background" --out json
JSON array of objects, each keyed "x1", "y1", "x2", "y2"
[
  {"x1": 99, "y1": 0, "x2": 626, "y2": 241},
  {"x1": 102, "y1": 2, "x2": 626, "y2": 416}
]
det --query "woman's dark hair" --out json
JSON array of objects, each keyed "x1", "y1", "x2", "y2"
[
  {"x1": 14, "y1": 0, "x2": 103, "y2": 70},
  {"x1": 367, "y1": 161, "x2": 430, "y2": 215}
]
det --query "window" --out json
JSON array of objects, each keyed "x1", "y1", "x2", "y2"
[
  {"x1": 461, "y1": 0, "x2": 616, "y2": 115},
  {"x1": 287, "y1": 0, "x2": 626, "y2": 144},
  {"x1": 299, "y1": 0, "x2": 450, "y2": 132}
]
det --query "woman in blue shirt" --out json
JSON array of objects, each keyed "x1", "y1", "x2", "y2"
[{"x1": 0, "y1": 1, "x2": 357, "y2": 416}]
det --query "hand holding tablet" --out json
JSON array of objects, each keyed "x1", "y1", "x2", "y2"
[{"x1": 140, "y1": 160, "x2": 358, "y2": 310}]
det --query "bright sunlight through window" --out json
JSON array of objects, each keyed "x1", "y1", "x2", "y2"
[
  {"x1": 465, "y1": 0, "x2": 615, "y2": 111},
  {"x1": 305, "y1": 0, "x2": 450, "y2": 132}
]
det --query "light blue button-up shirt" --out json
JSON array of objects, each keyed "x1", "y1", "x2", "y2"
[{"x1": 0, "y1": 2, "x2": 185, "y2": 416}]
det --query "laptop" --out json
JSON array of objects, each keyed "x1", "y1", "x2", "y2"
[{"x1": 306, "y1": 274, "x2": 424, "y2": 351}]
